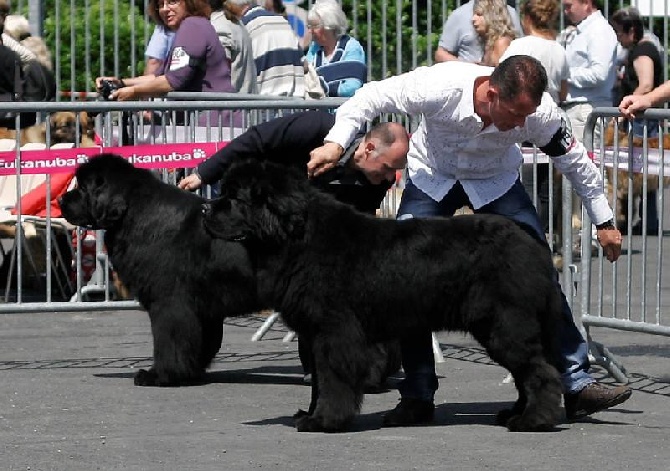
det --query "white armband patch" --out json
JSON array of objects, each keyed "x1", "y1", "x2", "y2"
[{"x1": 169, "y1": 47, "x2": 190, "y2": 71}]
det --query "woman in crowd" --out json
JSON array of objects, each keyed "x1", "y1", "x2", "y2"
[
  {"x1": 611, "y1": 6, "x2": 664, "y2": 234},
  {"x1": 500, "y1": 0, "x2": 568, "y2": 103},
  {"x1": 304, "y1": 0, "x2": 366, "y2": 98},
  {"x1": 611, "y1": 7, "x2": 663, "y2": 138},
  {"x1": 471, "y1": 0, "x2": 516, "y2": 67},
  {"x1": 95, "y1": 0, "x2": 237, "y2": 125}
]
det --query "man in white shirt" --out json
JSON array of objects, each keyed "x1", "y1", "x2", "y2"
[
  {"x1": 308, "y1": 55, "x2": 632, "y2": 427},
  {"x1": 560, "y1": 0, "x2": 618, "y2": 142}
]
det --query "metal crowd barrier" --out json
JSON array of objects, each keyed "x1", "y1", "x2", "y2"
[
  {"x1": 581, "y1": 107, "x2": 670, "y2": 382},
  {"x1": 0, "y1": 97, "x2": 421, "y2": 314},
  {"x1": 0, "y1": 97, "x2": 591, "y2": 337}
]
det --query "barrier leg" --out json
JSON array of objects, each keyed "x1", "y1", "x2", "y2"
[
  {"x1": 432, "y1": 332, "x2": 445, "y2": 364},
  {"x1": 250, "y1": 311, "x2": 281, "y2": 341},
  {"x1": 589, "y1": 340, "x2": 629, "y2": 384}
]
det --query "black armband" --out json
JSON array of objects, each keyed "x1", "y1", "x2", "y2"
[{"x1": 538, "y1": 109, "x2": 576, "y2": 157}]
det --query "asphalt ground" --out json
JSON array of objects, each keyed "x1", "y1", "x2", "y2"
[{"x1": 0, "y1": 310, "x2": 668, "y2": 471}]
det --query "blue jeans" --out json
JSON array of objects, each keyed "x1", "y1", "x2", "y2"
[{"x1": 395, "y1": 178, "x2": 594, "y2": 400}]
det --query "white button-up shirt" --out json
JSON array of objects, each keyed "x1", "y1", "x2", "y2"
[
  {"x1": 563, "y1": 10, "x2": 618, "y2": 106},
  {"x1": 324, "y1": 61, "x2": 613, "y2": 224}
]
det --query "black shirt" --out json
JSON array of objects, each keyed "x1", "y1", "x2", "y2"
[{"x1": 197, "y1": 111, "x2": 393, "y2": 214}]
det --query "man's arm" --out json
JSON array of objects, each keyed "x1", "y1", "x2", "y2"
[
  {"x1": 619, "y1": 80, "x2": 670, "y2": 118},
  {"x1": 434, "y1": 46, "x2": 460, "y2": 63},
  {"x1": 181, "y1": 112, "x2": 334, "y2": 189},
  {"x1": 309, "y1": 66, "x2": 442, "y2": 177},
  {"x1": 536, "y1": 109, "x2": 621, "y2": 261}
]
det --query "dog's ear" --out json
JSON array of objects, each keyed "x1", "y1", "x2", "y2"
[{"x1": 90, "y1": 191, "x2": 127, "y2": 229}]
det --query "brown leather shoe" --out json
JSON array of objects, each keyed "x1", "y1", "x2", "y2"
[
  {"x1": 564, "y1": 382, "x2": 632, "y2": 421},
  {"x1": 382, "y1": 398, "x2": 434, "y2": 427}
]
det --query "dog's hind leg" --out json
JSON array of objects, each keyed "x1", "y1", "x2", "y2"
[
  {"x1": 294, "y1": 328, "x2": 367, "y2": 432},
  {"x1": 478, "y1": 321, "x2": 562, "y2": 432},
  {"x1": 505, "y1": 359, "x2": 562, "y2": 432}
]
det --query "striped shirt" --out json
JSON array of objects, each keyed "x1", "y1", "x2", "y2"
[{"x1": 242, "y1": 6, "x2": 305, "y2": 97}]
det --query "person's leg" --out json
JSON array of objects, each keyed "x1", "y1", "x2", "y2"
[
  {"x1": 479, "y1": 179, "x2": 632, "y2": 419},
  {"x1": 477, "y1": 178, "x2": 593, "y2": 392},
  {"x1": 383, "y1": 179, "x2": 467, "y2": 426},
  {"x1": 631, "y1": 119, "x2": 660, "y2": 234}
]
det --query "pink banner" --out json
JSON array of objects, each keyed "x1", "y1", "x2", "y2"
[{"x1": 0, "y1": 141, "x2": 228, "y2": 176}]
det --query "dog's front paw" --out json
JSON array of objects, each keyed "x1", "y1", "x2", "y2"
[
  {"x1": 134, "y1": 368, "x2": 159, "y2": 386},
  {"x1": 293, "y1": 409, "x2": 309, "y2": 420},
  {"x1": 505, "y1": 414, "x2": 556, "y2": 432},
  {"x1": 294, "y1": 413, "x2": 327, "y2": 432},
  {"x1": 495, "y1": 408, "x2": 515, "y2": 426}
]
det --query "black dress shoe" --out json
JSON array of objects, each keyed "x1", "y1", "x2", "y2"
[{"x1": 382, "y1": 398, "x2": 435, "y2": 427}]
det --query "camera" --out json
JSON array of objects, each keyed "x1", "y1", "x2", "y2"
[{"x1": 99, "y1": 79, "x2": 121, "y2": 101}]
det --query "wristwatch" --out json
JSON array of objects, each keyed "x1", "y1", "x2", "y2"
[{"x1": 595, "y1": 219, "x2": 616, "y2": 230}]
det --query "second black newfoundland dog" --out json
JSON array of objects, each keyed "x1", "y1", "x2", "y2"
[
  {"x1": 58, "y1": 154, "x2": 259, "y2": 386},
  {"x1": 203, "y1": 159, "x2": 564, "y2": 433}
]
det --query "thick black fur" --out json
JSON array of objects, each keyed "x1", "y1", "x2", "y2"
[
  {"x1": 203, "y1": 159, "x2": 564, "y2": 433},
  {"x1": 58, "y1": 154, "x2": 259, "y2": 386}
]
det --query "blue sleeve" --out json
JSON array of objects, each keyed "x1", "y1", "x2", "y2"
[
  {"x1": 336, "y1": 38, "x2": 366, "y2": 97},
  {"x1": 145, "y1": 26, "x2": 171, "y2": 60}
]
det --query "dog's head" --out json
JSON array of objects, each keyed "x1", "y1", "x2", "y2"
[
  {"x1": 58, "y1": 154, "x2": 137, "y2": 229},
  {"x1": 50, "y1": 111, "x2": 95, "y2": 145},
  {"x1": 202, "y1": 159, "x2": 310, "y2": 246}
]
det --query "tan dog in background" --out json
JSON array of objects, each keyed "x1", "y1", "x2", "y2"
[
  {"x1": 603, "y1": 120, "x2": 670, "y2": 229},
  {"x1": 0, "y1": 111, "x2": 96, "y2": 147},
  {"x1": 49, "y1": 111, "x2": 97, "y2": 147}
]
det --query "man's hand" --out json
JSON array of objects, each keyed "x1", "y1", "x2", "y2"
[
  {"x1": 307, "y1": 142, "x2": 344, "y2": 178},
  {"x1": 178, "y1": 173, "x2": 202, "y2": 191},
  {"x1": 114, "y1": 86, "x2": 136, "y2": 101},
  {"x1": 596, "y1": 227, "x2": 623, "y2": 262},
  {"x1": 619, "y1": 94, "x2": 652, "y2": 119}
]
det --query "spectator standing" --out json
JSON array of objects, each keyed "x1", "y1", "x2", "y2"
[
  {"x1": 501, "y1": 0, "x2": 568, "y2": 103},
  {"x1": 435, "y1": 0, "x2": 521, "y2": 64},
  {"x1": 471, "y1": 0, "x2": 516, "y2": 67},
  {"x1": 226, "y1": 0, "x2": 304, "y2": 97},
  {"x1": 611, "y1": 7, "x2": 663, "y2": 137},
  {"x1": 304, "y1": 0, "x2": 366, "y2": 98},
  {"x1": 209, "y1": 0, "x2": 258, "y2": 94},
  {"x1": 96, "y1": 0, "x2": 238, "y2": 126},
  {"x1": 560, "y1": 0, "x2": 617, "y2": 143},
  {"x1": 611, "y1": 6, "x2": 663, "y2": 234}
]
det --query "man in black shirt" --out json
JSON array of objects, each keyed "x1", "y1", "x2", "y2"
[
  {"x1": 178, "y1": 110, "x2": 409, "y2": 214},
  {"x1": 179, "y1": 110, "x2": 409, "y2": 381}
]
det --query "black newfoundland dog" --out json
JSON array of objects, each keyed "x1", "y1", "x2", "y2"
[
  {"x1": 58, "y1": 154, "x2": 398, "y2": 390},
  {"x1": 202, "y1": 159, "x2": 564, "y2": 433},
  {"x1": 58, "y1": 154, "x2": 259, "y2": 386}
]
